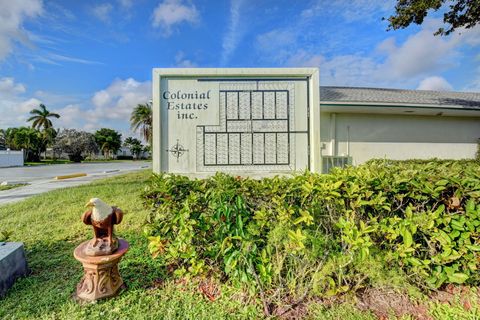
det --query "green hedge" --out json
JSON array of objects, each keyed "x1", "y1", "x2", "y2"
[{"x1": 142, "y1": 160, "x2": 480, "y2": 295}]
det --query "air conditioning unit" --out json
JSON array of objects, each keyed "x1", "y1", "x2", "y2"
[{"x1": 322, "y1": 156, "x2": 352, "y2": 173}]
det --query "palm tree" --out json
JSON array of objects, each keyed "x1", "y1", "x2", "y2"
[
  {"x1": 130, "y1": 102, "x2": 152, "y2": 145},
  {"x1": 27, "y1": 104, "x2": 60, "y2": 130},
  {"x1": 27, "y1": 104, "x2": 60, "y2": 159}
]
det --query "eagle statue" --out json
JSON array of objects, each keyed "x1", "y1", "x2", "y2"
[{"x1": 82, "y1": 198, "x2": 124, "y2": 256}]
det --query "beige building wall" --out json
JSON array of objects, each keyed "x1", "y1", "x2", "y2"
[{"x1": 320, "y1": 112, "x2": 480, "y2": 165}]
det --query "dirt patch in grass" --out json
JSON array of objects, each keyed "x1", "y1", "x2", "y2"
[
  {"x1": 353, "y1": 285, "x2": 478, "y2": 320},
  {"x1": 357, "y1": 288, "x2": 431, "y2": 320},
  {"x1": 270, "y1": 296, "x2": 310, "y2": 320},
  {"x1": 430, "y1": 284, "x2": 478, "y2": 311}
]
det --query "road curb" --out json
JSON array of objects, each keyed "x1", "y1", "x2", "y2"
[
  {"x1": 103, "y1": 170, "x2": 120, "y2": 173},
  {"x1": 54, "y1": 173, "x2": 87, "y2": 180}
]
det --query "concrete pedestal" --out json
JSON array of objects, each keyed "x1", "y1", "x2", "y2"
[
  {"x1": 73, "y1": 239, "x2": 128, "y2": 302},
  {"x1": 0, "y1": 242, "x2": 28, "y2": 297}
]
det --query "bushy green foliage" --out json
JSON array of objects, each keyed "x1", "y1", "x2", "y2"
[
  {"x1": 0, "y1": 128, "x2": 6, "y2": 150},
  {"x1": 94, "y1": 128, "x2": 122, "y2": 159},
  {"x1": 1, "y1": 170, "x2": 479, "y2": 319},
  {"x1": 143, "y1": 160, "x2": 480, "y2": 296},
  {"x1": 124, "y1": 136, "x2": 144, "y2": 159},
  {"x1": 4, "y1": 126, "x2": 44, "y2": 162}
]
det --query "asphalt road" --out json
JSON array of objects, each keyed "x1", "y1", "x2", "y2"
[{"x1": 0, "y1": 161, "x2": 151, "y2": 206}]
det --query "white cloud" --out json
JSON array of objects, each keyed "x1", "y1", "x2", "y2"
[
  {"x1": 152, "y1": 0, "x2": 199, "y2": 36},
  {"x1": 54, "y1": 104, "x2": 85, "y2": 128},
  {"x1": 91, "y1": 3, "x2": 113, "y2": 23},
  {"x1": 174, "y1": 51, "x2": 197, "y2": 67},
  {"x1": 18, "y1": 97, "x2": 42, "y2": 113},
  {"x1": 379, "y1": 21, "x2": 480, "y2": 79},
  {"x1": 84, "y1": 78, "x2": 151, "y2": 137},
  {"x1": 287, "y1": 50, "x2": 385, "y2": 87},
  {"x1": 379, "y1": 32, "x2": 455, "y2": 78},
  {"x1": 462, "y1": 65, "x2": 480, "y2": 92},
  {"x1": 33, "y1": 90, "x2": 87, "y2": 106},
  {"x1": 320, "y1": 55, "x2": 383, "y2": 87},
  {"x1": 30, "y1": 52, "x2": 102, "y2": 66},
  {"x1": 0, "y1": 0, "x2": 43, "y2": 61},
  {"x1": 255, "y1": 0, "x2": 394, "y2": 66},
  {"x1": 256, "y1": 29, "x2": 296, "y2": 53},
  {"x1": 0, "y1": 77, "x2": 26, "y2": 96},
  {"x1": 417, "y1": 76, "x2": 453, "y2": 91},
  {"x1": 0, "y1": 77, "x2": 151, "y2": 137},
  {"x1": 465, "y1": 79, "x2": 480, "y2": 92},
  {"x1": 0, "y1": 77, "x2": 43, "y2": 128},
  {"x1": 221, "y1": 0, "x2": 247, "y2": 65},
  {"x1": 118, "y1": 0, "x2": 133, "y2": 9},
  {"x1": 48, "y1": 53, "x2": 102, "y2": 65},
  {"x1": 260, "y1": 15, "x2": 480, "y2": 90},
  {"x1": 286, "y1": 50, "x2": 323, "y2": 67},
  {"x1": 91, "y1": 78, "x2": 151, "y2": 121}
]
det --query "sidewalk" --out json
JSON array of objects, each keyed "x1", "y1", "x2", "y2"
[{"x1": 0, "y1": 161, "x2": 151, "y2": 205}]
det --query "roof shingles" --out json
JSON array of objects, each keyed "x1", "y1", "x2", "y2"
[{"x1": 320, "y1": 86, "x2": 480, "y2": 108}]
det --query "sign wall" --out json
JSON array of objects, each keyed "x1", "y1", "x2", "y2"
[{"x1": 152, "y1": 68, "x2": 320, "y2": 176}]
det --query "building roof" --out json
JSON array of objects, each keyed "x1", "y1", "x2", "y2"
[{"x1": 320, "y1": 86, "x2": 480, "y2": 109}]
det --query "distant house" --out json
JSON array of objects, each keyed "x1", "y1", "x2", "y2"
[
  {"x1": 319, "y1": 87, "x2": 480, "y2": 171},
  {"x1": 116, "y1": 147, "x2": 150, "y2": 159}
]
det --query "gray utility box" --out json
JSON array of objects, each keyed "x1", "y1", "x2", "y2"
[{"x1": 0, "y1": 242, "x2": 28, "y2": 297}]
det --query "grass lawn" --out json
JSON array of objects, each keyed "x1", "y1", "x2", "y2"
[
  {"x1": 24, "y1": 160, "x2": 73, "y2": 166},
  {"x1": 0, "y1": 184, "x2": 27, "y2": 191},
  {"x1": 0, "y1": 171, "x2": 478, "y2": 319},
  {"x1": 24, "y1": 159, "x2": 150, "y2": 166}
]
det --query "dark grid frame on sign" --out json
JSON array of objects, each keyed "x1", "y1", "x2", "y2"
[{"x1": 196, "y1": 81, "x2": 309, "y2": 172}]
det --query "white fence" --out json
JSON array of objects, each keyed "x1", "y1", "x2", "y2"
[{"x1": 0, "y1": 150, "x2": 24, "y2": 168}]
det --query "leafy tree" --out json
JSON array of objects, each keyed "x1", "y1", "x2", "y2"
[
  {"x1": 54, "y1": 129, "x2": 98, "y2": 162},
  {"x1": 4, "y1": 127, "x2": 43, "y2": 162},
  {"x1": 130, "y1": 102, "x2": 152, "y2": 145},
  {"x1": 143, "y1": 144, "x2": 151, "y2": 156},
  {"x1": 0, "y1": 129, "x2": 5, "y2": 150},
  {"x1": 27, "y1": 104, "x2": 60, "y2": 130},
  {"x1": 94, "y1": 128, "x2": 122, "y2": 159},
  {"x1": 42, "y1": 127, "x2": 58, "y2": 146},
  {"x1": 123, "y1": 137, "x2": 144, "y2": 159},
  {"x1": 386, "y1": 0, "x2": 480, "y2": 35}
]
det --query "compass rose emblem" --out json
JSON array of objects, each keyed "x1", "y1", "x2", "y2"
[{"x1": 166, "y1": 139, "x2": 188, "y2": 162}]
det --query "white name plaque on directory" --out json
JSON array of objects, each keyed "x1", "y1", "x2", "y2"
[{"x1": 152, "y1": 68, "x2": 320, "y2": 176}]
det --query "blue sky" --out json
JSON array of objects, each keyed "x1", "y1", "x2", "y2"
[{"x1": 0, "y1": 0, "x2": 479, "y2": 138}]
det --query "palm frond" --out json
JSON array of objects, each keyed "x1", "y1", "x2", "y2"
[
  {"x1": 27, "y1": 104, "x2": 59, "y2": 130},
  {"x1": 27, "y1": 115, "x2": 39, "y2": 122},
  {"x1": 130, "y1": 102, "x2": 152, "y2": 144},
  {"x1": 29, "y1": 109, "x2": 43, "y2": 116},
  {"x1": 32, "y1": 118, "x2": 41, "y2": 129},
  {"x1": 47, "y1": 113, "x2": 61, "y2": 119}
]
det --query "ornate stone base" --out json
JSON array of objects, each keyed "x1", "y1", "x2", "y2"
[
  {"x1": 73, "y1": 239, "x2": 129, "y2": 302},
  {"x1": 84, "y1": 237, "x2": 119, "y2": 256}
]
